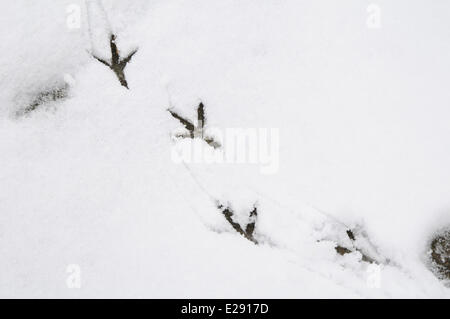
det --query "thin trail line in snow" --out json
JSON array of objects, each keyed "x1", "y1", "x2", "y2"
[
  {"x1": 96, "y1": 0, "x2": 113, "y2": 31},
  {"x1": 173, "y1": 139, "x2": 410, "y2": 290},
  {"x1": 85, "y1": 0, "x2": 114, "y2": 54},
  {"x1": 177, "y1": 162, "x2": 368, "y2": 295},
  {"x1": 252, "y1": 188, "x2": 352, "y2": 232},
  {"x1": 253, "y1": 188, "x2": 401, "y2": 266}
]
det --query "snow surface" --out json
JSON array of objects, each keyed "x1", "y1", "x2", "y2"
[{"x1": 0, "y1": 0, "x2": 449, "y2": 298}]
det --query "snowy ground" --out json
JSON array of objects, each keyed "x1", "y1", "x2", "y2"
[{"x1": 1, "y1": 0, "x2": 449, "y2": 298}]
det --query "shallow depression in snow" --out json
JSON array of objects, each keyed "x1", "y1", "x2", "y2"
[{"x1": 0, "y1": 0, "x2": 449, "y2": 298}]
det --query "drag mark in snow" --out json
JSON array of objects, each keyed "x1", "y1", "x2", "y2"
[
  {"x1": 428, "y1": 228, "x2": 450, "y2": 283},
  {"x1": 179, "y1": 161, "x2": 260, "y2": 244},
  {"x1": 19, "y1": 84, "x2": 69, "y2": 115}
]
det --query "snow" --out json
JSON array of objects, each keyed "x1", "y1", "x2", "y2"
[{"x1": 0, "y1": 0, "x2": 449, "y2": 298}]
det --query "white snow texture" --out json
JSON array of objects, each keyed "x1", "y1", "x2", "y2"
[{"x1": 0, "y1": 0, "x2": 449, "y2": 298}]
